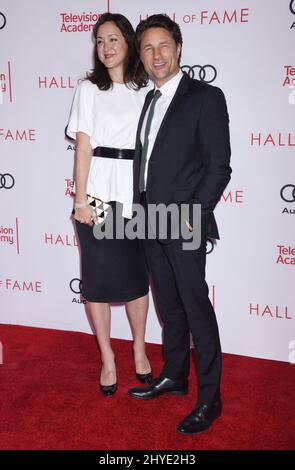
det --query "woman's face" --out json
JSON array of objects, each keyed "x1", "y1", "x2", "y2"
[{"x1": 96, "y1": 21, "x2": 128, "y2": 74}]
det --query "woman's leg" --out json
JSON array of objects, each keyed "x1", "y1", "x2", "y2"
[
  {"x1": 87, "y1": 301, "x2": 116, "y2": 386},
  {"x1": 125, "y1": 294, "x2": 151, "y2": 374}
]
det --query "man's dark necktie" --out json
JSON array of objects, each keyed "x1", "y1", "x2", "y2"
[{"x1": 139, "y1": 90, "x2": 162, "y2": 193}]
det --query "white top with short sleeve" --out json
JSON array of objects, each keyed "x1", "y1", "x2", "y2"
[{"x1": 67, "y1": 79, "x2": 152, "y2": 218}]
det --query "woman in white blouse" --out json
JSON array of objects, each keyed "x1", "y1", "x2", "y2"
[{"x1": 67, "y1": 13, "x2": 152, "y2": 396}]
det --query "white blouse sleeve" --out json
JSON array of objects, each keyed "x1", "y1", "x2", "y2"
[{"x1": 67, "y1": 80, "x2": 94, "y2": 139}]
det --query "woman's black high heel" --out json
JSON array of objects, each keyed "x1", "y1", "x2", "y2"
[
  {"x1": 136, "y1": 371, "x2": 153, "y2": 384},
  {"x1": 99, "y1": 364, "x2": 117, "y2": 396},
  {"x1": 99, "y1": 382, "x2": 117, "y2": 396},
  {"x1": 134, "y1": 352, "x2": 153, "y2": 383}
]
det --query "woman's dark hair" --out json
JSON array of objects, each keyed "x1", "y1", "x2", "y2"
[
  {"x1": 86, "y1": 12, "x2": 148, "y2": 90},
  {"x1": 135, "y1": 14, "x2": 183, "y2": 65}
]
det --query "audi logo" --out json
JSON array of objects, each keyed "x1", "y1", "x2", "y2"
[
  {"x1": 181, "y1": 64, "x2": 217, "y2": 83},
  {"x1": 0, "y1": 12, "x2": 6, "y2": 30},
  {"x1": 290, "y1": 0, "x2": 295, "y2": 15},
  {"x1": 280, "y1": 184, "x2": 295, "y2": 203},
  {"x1": 0, "y1": 173, "x2": 15, "y2": 189},
  {"x1": 206, "y1": 238, "x2": 214, "y2": 254},
  {"x1": 70, "y1": 278, "x2": 82, "y2": 294}
]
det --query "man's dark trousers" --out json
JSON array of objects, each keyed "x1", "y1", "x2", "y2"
[{"x1": 141, "y1": 191, "x2": 222, "y2": 406}]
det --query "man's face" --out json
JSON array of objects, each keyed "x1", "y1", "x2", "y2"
[{"x1": 140, "y1": 27, "x2": 181, "y2": 87}]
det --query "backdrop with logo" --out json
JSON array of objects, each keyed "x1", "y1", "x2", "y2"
[{"x1": 1, "y1": 0, "x2": 294, "y2": 363}]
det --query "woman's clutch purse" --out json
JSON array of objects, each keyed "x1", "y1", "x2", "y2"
[
  {"x1": 87, "y1": 194, "x2": 111, "y2": 225},
  {"x1": 72, "y1": 194, "x2": 110, "y2": 225}
]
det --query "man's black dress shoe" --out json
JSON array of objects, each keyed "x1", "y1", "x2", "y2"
[
  {"x1": 99, "y1": 383, "x2": 117, "y2": 396},
  {"x1": 136, "y1": 371, "x2": 153, "y2": 384},
  {"x1": 128, "y1": 376, "x2": 188, "y2": 400},
  {"x1": 177, "y1": 400, "x2": 222, "y2": 435}
]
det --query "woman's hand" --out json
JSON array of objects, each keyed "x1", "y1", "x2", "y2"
[{"x1": 74, "y1": 204, "x2": 96, "y2": 226}]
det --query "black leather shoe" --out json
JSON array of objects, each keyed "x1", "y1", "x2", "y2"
[
  {"x1": 136, "y1": 371, "x2": 153, "y2": 384},
  {"x1": 99, "y1": 383, "x2": 117, "y2": 396},
  {"x1": 128, "y1": 376, "x2": 188, "y2": 400},
  {"x1": 177, "y1": 400, "x2": 222, "y2": 435}
]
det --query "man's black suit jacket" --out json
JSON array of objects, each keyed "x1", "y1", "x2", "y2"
[{"x1": 133, "y1": 72, "x2": 231, "y2": 240}]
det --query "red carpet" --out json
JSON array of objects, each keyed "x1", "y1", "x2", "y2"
[{"x1": 0, "y1": 324, "x2": 294, "y2": 450}]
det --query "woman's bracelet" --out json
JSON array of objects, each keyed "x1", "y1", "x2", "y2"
[{"x1": 74, "y1": 200, "x2": 88, "y2": 210}]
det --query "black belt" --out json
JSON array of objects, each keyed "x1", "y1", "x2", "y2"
[{"x1": 93, "y1": 146, "x2": 135, "y2": 160}]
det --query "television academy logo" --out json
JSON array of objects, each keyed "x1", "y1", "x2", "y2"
[
  {"x1": 181, "y1": 65, "x2": 217, "y2": 83},
  {"x1": 280, "y1": 184, "x2": 295, "y2": 214},
  {"x1": 0, "y1": 225, "x2": 14, "y2": 245},
  {"x1": 290, "y1": 0, "x2": 295, "y2": 29},
  {"x1": 0, "y1": 61, "x2": 13, "y2": 103},
  {"x1": 282, "y1": 65, "x2": 295, "y2": 105},
  {"x1": 0, "y1": 12, "x2": 6, "y2": 29},
  {"x1": 0, "y1": 173, "x2": 14, "y2": 189},
  {"x1": 282, "y1": 65, "x2": 295, "y2": 87},
  {"x1": 0, "y1": 218, "x2": 20, "y2": 254},
  {"x1": 65, "y1": 178, "x2": 75, "y2": 197},
  {"x1": 59, "y1": 11, "x2": 101, "y2": 32},
  {"x1": 276, "y1": 244, "x2": 295, "y2": 265}
]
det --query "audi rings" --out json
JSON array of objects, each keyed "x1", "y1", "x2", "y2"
[
  {"x1": 0, "y1": 12, "x2": 6, "y2": 30},
  {"x1": 0, "y1": 173, "x2": 15, "y2": 189},
  {"x1": 280, "y1": 184, "x2": 295, "y2": 203},
  {"x1": 69, "y1": 278, "x2": 82, "y2": 295},
  {"x1": 181, "y1": 64, "x2": 217, "y2": 83}
]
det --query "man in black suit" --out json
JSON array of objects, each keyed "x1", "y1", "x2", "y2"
[{"x1": 128, "y1": 14, "x2": 231, "y2": 435}]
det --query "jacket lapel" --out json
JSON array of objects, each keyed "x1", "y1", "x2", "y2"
[
  {"x1": 134, "y1": 74, "x2": 191, "y2": 194},
  {"x1": 149, "y1": 73, "x2": 190, "y2": 158},
  {"x1": 133, "y1": 89, "x2": 154, "y2": 200},
  {"x1": 135, "y1": 89, "x2": 154, "y2": 159}
]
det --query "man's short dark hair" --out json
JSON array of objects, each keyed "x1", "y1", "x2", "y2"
[{"x1": 136, "y1": 14, "x2": 183, "y2": 64}]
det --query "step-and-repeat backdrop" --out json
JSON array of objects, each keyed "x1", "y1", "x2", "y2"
[{"x1": 1, "y1": 1, "x2": 294, "y2": 362}]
